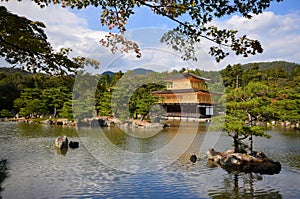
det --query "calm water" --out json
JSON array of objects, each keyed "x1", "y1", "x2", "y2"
[{"x1": 0, "y1": 121, "x2": 299, "y2": 198}]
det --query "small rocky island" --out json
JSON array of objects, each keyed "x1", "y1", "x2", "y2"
[{"x1": 207, "y1": 148, "x2": 281, "y2": 175}]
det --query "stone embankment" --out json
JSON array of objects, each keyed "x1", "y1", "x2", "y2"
[
  {"x1": 5, "y1": 117, "x2": 169, "y2": 129},
  {"x1": 266, "y1": 121, "x2": 300, "y2": 130}
]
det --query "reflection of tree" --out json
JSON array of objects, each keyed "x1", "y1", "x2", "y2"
[
  {"x1": 17, "y1": 123, "x2": 78, "y2": 138},
  {"x1": 0, "y1": 159, "x2": 8, "y2": 195},
  {"x1": 208, "y1": 173, "x2": 282, "y2": 199}
]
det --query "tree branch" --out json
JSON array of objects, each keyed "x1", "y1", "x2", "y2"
[
  {"x1": 135, "y1": 0, "x2": 231, "y2": 48},
  {"x1": 238, "y1": 135, "x2": 249, "y2": 140}
]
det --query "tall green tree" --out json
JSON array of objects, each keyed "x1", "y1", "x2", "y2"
[
  {"x1": 212, "y1": 114, "x2": 267, "y2": 153},
  {"x1": 110, "y1": 71, "x2": 165, "y2": 121},
  {"x1": 226, "y1": 82, "x2": 271, "y2": 154},
  {"x1": 130, "y1": 83, "x2": 163, "y2": 121},
  {"x1": 60, "y1": 99, "x2": 73, "y2": 120},
  {"x1": 13, "y1": 88, "x2": 47, "y2": 117},
  {"x1": 42, "y1": 86, "x2": 72, "y2": 118},
  {"x1": 221, "y1": 64, "x2": 243, "y2": 88},
  {"x1": 213, "y1": 82, "x2": 272, "y2": 154},
  {"x1": 111, "y1": 81, "x2": 132, "y2": 120},
  {"x1": 270, "y1": 92, "x2": 300, "y2": 122},
  {"x1": 95, "y1": 89, "x2": 112, "y2": 116},
  {"x1": 72, "y1": 73, "x2": 98, "y2": 120},
  {"x1": 94, "y1": 73, "x2": 114, "y2": 116}
]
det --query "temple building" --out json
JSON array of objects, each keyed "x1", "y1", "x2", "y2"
[{"x1": 151, "y1": 72, "x2": 220, "y2": 120}]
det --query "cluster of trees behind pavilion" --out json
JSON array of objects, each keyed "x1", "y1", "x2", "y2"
[
  {"x1": 220, "y1": 61, "x2": 300, "y2": 123},
  {"x1": 214, "y1": 61, "x2": 300, "y2": 153},
  {"x1": 0, "y1": 61, "x2": 299, "y2": 126}
]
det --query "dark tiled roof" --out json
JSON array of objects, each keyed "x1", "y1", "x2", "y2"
[
  {"x1": 151, "y1": 89, "x2": 223, "y2": 95},
  {"x1": 152, "y1": 89, "x2": 208, "y2": 94},
  {"x1": 163, "y1": 72, "x2": 211, "y2": 81}
]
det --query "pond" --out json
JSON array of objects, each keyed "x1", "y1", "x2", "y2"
[{"x1": 0, "y1": 121, "x2": 299, "y2": 198}]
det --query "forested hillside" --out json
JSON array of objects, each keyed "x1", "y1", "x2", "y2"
[
  {"x1": 241, "y1": 61, "x2": 299, "y2": 74},
  {"x1": 0, "y1": 61, "x2": 299, "y2": 123},
  {"x1": 219, "y1": 61, "x2": 300, "y2": 122}
]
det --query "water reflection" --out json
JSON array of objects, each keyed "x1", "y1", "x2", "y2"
[
  {"x1": 55, "y1": 147, "x2": 68, "y2": 155},
  {"x1": 0, "y1": 122, "x2": 299, "y2": 198},
  {"x1": 0, "y1": 159, "x2": 8, "y2": 197},
  {"x1": 208, "y1": 173, "x2": 282, "y2": 199},
  {"x1": 78, "y1": 121, "x2": 212, "y2": 173},
  {"x1": 254, "y1": 128, "x2": 300, "y2": 170},
  {"x1": 17, "y1": 122, "x2": 78, "y2": 138}
]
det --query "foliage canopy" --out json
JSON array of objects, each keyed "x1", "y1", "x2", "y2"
[
  {"x1": 1, "y1": 0, "x2": 282, "y2": 74},
  {"x1": 38, "y1": 0, "x2": 281, "y2": 61},
  {"x1": 0, "y1": 5, "x2": 98, "y2": 74}
]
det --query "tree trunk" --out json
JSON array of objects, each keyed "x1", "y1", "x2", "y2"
[
  {"x1": 233, "y1": 132, "x2": 239, "y2": 153},
  {"x1": 247, "y1": 112, "x2": 254, "y2": 154},
  {"x1": 140, "y1": 114, "x2": 146, "y2": 121},
  {"x1": 53, "y1": 107, "x2": 57, "y2": 118},
  {"x1": 248, "y1": 134, "x2": 253, "y2": 155}
]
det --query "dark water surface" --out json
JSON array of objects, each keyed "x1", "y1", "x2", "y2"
[{"x1": 0, "y1": 122, "x2": 299, "y2": 198}]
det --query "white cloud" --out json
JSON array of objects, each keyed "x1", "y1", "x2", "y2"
[
  {"x1": 0, "y1": 1, "x2": 107, "y2": 58},
  {"x1": 1, "y1": 1, "x2": 299, "y2": 72},
  {"x1": 79, "y1": 27, "x2": 219, "y2": 73},
  {"x1": 214, "y1": 11, "x2": 300, "y2": 69},
  {"x1": 119, "y1": 11, "x2": 300, "y2": 71}
]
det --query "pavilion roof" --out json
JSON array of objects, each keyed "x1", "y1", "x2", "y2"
[
  {"x1": 151, "y1": 89, "x2": 223, "y2": 95},
  {"x1": 163, "y1": 72, "x2": 211, "y2": 82}
]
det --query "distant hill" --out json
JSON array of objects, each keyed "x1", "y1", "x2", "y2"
[
  {"x1": 101, "y1": 68, "x2": 154, "y2": 76},
  {"x1": 2, "y1": 61, "x2": 298, "y2": 78},
  {"x1": 131, "y1": 68, "x2": 154, "y2": 75},
  {"x1": 101, "y1": 71, "x2": 115, "y2": 77},
  {"x1": 240, "y1": 61, "x2": 299, "y2": 74},
  {"x1": 0, "y1": 67, "x2": 31, "y2": 75}
]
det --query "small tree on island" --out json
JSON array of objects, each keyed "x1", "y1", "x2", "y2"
[{"x1": 212, "y1": 82, "x2": 271, "y2": 154}]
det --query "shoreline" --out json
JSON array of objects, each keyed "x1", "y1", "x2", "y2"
[{"x1": 1, "y1": 117, "x2": 299, "y2": 130}]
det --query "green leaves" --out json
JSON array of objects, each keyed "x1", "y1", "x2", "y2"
[
  {"x1": 0, "y1": 6, "x2": 98, "y2": 75},
  {"x1": 271, "y1": 95, "x2": 300, "y2": 122},
  {"x1": 95, "y1": 90, "x2": 112, "y2": 116},
  {"x1": 220, "y1": 62, "x2": 300, "y2": 124},
  {"x1": 130, "y1": 83, "x2": 162, "y2": 120},
  {"x1": 96, "y1": 0, "x2": 276, "y2": 61},
  {"x1": 13, "y1": 86, "x2": 72, "y2": 118},
  {"x1": 213, "y1": 81, "x2": 272, "y2": 153},
  {"x1": 2, "y1": 0, "x2": 282, "y2": 65}
]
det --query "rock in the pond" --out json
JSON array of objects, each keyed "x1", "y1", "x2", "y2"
[
  {"x1": 55, "y1": 136, "x2": 68, "y2": 149},
  {"x1": 207, "y1": 148, "x2": 281, "y2": 175},
  {"x1": 190, "y1": 154, "x2": 197, "y2": 163},
  {"x1": 69, "y1": 141, "x2": 79, "y2": 149}
]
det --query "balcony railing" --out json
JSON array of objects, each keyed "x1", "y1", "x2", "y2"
[{"x1": 163, "y1": 112, "x2": 202, "y2": 118}]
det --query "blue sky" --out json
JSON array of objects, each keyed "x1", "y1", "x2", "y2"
[
  {"x1": 1, "y1": 0, "x2": 300, "y2": 72},
  {"x1": 265, "y1": 0, "x2": 300, "y2": 14},
  {"x1": 74, "y1": 0, "x2": 300, "y2": 31}
]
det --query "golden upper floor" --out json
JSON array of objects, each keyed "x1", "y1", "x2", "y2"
[{"x1": 164, "y1": 72, "x2": 210, "y2": 91}]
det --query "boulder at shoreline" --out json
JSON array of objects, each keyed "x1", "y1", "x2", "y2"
[{"x1": 55, "y1": 136, "x2": 68, "y2": 149}]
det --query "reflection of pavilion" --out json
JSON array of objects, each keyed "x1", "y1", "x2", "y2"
[{"x1": 152, "y1": 72, "x2": 220, "y2": 121}]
